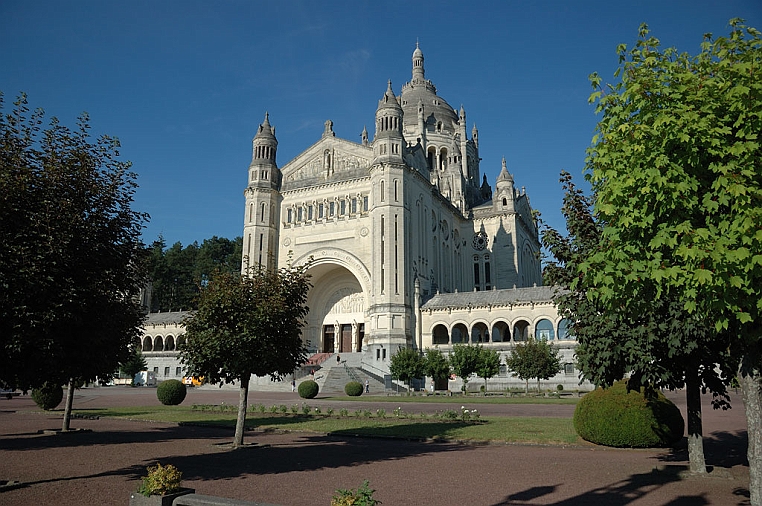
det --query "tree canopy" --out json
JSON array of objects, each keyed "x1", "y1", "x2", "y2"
[
  {"x1": 582, "y1": 20, "x2": 762, "y2": 496},
  {"x1": 0, "y1": 93, "x2": 148, "y2": 429},
  {"x1": 504, "y1": 337, "x2": 561, "y2": 394},
  {"x1": 389, "y1": 347, "x2": 426, "y2": 388},
  {"x1": 147, "y1": 235, "x2": 243, "y2": 312},
  {"x1": 475, "y1": 347, "x2": 502, "y2": 394},
  {"x1": 181, "y1": 262, "x2": 311, "y2": 446},
  {"x1": 423, "y1": 347, "x2": 451, "y2": 384},
  {"x1": 449, "y1": 344, "x2": 482, "y2": 393}
]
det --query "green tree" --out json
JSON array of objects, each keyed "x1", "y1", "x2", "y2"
[
  {"x1": 584, "y1": 21, "x2": 762, "y2": 498},
  {"x1": 389, "y1": 347, "x2": 426, "y2": 390},
  {"x1": 423, "y1": 347, "x2": 451, "y2": 389},
  {"x1": 542, "y1": 172, "x2": 732, "y2": 473},
  {"x1": 0, "y1": 93, "x2": 148, "y2": 431},
  {"x1": 449, "y1": 344, "x2": 482, "y2": 394},
  {"x1": 505, "y1": 338, "x2": 561, "y2": 394},
  {"x1": 180, "y1": 262, "x2": 311, "y2": 447},
  {"x1": 475, "y1": 347, "x2": 502, "y2": 394},
  {"x1": 146, "y1": 235, "x2": 243, "y2": 312},
  {"x1": 120, "y1": 348, "x2": 148, "y2": 385}
]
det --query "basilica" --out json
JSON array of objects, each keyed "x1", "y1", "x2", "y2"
[{"x1": 138, "y1": 45, "x2": 580, "y2": 391}]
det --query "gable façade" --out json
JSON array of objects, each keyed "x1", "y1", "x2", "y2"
[{"x1": 281, "y1": 135, "x2": 374, "y2": 191}]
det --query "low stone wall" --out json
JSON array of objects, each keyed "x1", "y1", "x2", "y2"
[{"x1": 173, "y1": 493, "x2": 282, "y2": 506}]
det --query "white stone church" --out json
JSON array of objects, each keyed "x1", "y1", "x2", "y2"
[{"x1": 138, "y1": 45, "x2": 582, "y2": 392}]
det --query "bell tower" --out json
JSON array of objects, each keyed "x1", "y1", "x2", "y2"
[{"x1": 242, "y1": 112, "x2": 282, "y2": 272}]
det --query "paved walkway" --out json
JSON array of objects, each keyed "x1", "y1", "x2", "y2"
[{"x1": 0, "y1": 387, "x2": 750, "y2": 506}]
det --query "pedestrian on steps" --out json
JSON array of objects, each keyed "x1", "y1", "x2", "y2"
[{"x1": 365, "y1": 379, "x2": 370, "y2": 393}]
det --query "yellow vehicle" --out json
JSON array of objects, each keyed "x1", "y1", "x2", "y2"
[{"x1": 182, "y1": 376, "x2": 205, "y2": 387}]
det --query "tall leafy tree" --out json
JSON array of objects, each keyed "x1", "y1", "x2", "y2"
[
  {"x1": 423, "y1": 347, "x2": 451, "y2": 388},
  {"x1": 504, "y1": 337, "x2": 561, "y2": 394},
  {"x1": 583, "y1": 20, "x2": 762, "y2": 499},
  {"x1": 181, "y1": 262, "x2": 311, "y2": 447},
  {"x1": 449, "y1": 344, "x2": 482, "y2": 394},
  {"x1": 389, "y1": 348, "x2": 426, "y2": 390},
  {"x1": 475, "y1": 347, "x2": 501, "y2": 394},
  {"x1": 542, "y1": 172, "x2": 732, "y2": 473},
  {"x1": 0, "y1": 93, "x2": 148, "y2": 430}
]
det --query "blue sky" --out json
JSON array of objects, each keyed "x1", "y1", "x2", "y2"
[{"x1": 2, "y1": 1, "x2": 760, "y2": 248}]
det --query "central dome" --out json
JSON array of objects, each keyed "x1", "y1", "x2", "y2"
[{"x1": 399, "y1": 44, "x2": 459, "y2": 135}]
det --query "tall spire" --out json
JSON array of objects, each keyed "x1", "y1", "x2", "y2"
[{"x1": 412, "y1": 42, "x2": 425, "y2": 84}]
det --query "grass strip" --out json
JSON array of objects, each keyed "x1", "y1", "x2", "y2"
[
  {"x1": 322, "y1": 395, "x2": 581, "y2": 405},
  {"x1": 72, "y1": 406, "x2": 580, "y2": 445}
]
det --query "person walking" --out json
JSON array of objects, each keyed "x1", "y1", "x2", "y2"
[{"x1": 365, "y1": 379, "x2": 370, "y2": 394}]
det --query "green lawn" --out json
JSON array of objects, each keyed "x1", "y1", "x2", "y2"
[
  {"x1": 323, "y1": 394, "x2": 581, "y2": 405},
  {"x1": 72, "y1": 403, "x2": 581, "y2": 445}
]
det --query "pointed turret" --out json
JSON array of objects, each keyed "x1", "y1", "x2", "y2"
[
  {"x1": 249, "y1": 112, "x2": 279, "y2": 188},
  {"x1": 494, "y1": 157, "x2": 515, "y2": 212},
  {"x1": 373, "y1": 81, "x2": 404, "y2": 164}
]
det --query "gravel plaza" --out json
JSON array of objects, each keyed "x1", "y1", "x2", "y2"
[{"x1": 0, "y1": 386, "x2": 750, "y2": 506}]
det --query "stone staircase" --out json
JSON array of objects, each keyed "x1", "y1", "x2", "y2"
[{"x1": 315, "y1": 353, "x2": 389, "y2": 395}]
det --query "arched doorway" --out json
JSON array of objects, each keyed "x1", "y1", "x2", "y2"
[{"x1": 305, "y1": 261, "x2": 367, "y2": 354}]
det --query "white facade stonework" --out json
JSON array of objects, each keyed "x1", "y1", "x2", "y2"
[{"x1": 139, "y1": 45, "x2": 584, "y2": 391}]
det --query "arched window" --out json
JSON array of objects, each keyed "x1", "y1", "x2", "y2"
[
  {"x1": 432, "y1": 324, "x2": 449, "y2": 345},
  {"x1": 491, "y1": 321, "x2": 510, "y2": 342},
  {"x1": 471, "y1": 322, "x2": 489, "y2": 343},
  {"x1": 176, "y1": 335, "x2": 186, "y2": 348},
  {"x1": 154, "y1": 336, "x2": 164, "y2": 352},
  {"x1": 142, "y1": 336, "x2": 153, "y2": 352},
  {"x1": 558, "y1": 319, "x2": 574, "y2": 340},
  {"x1": 165, "y1": 335, "x2": 175, "y2": 351},
  {"x1": 451, "y1": 323, "x2": 468, "y2": 344},
  {"x1": 513, "y1": 320, "x2": 529, "y2": 342},
  {"x1": 535, "y1": 319, "x2": 555, "y2": 340}
]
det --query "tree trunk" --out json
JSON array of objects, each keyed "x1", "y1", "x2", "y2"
[
  {"x1": 537, "y1": 378, "x2": 541, "y2": 395},
  {"x1": 685, "y1": 370, "x2": 707, "y2": 474},
  {"x1": 233, "y1": 374, "x2": 250, "y2": 448},
  {"x1": 62, "y1": 380, "x2": 75, "y2": 432},
  {"x1": 525, "y1": 379, "x2": 528, "y2": 394},
  {"x1": 739, "y1": 354, "x2": 762, "y2": 506}
]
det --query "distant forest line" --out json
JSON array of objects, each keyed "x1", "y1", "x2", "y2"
[{"x1": 146, "y1": 236, "x2": 242, "y2": 313}]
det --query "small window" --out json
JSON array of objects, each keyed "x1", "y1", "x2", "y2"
[
  {"x1": 164, "y1": 366, "x2": 170, "y2": 377},
  {"x1": 153, "y1": 367, "x2": 159, "y2": 374},
  {"x1": 297, "y1": 207, "x2": 303, "y2": 222},
  {"x1": 351, "y1": 198, "x2": 357, "y2": 214},
  {"x1": 363, "y1": 196, "x2": 369, "y2": 211},
  {"x1": 175, "y1": 367, "x2": 182, "y2": 376},
  {"x1": 564, "y1": 363, "x2": 575, "y2": 375},
  {"x1": 307, "y1": 205, "x2": 313, "y2": 220},
  {"x1": 340, "y1": 200, "x2": 346, "y2": 215},
  {"x1": 287, "y1": 208, "x2": 292, "y2": 223},
  {"x1": 319, "y1": 203, "x2": 324, "y2": 218},
  {"x1": 329, "y1": 202, "x2": 335, "y2": 216}
]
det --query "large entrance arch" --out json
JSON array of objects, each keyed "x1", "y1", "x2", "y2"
[{"x1": 304, "y1": 262, "x2": 367, "y2": 354}]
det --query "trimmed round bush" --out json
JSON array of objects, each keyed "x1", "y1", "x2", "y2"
[
  {"x1": 344, "y1": 381, "x2": 363, "y2": 397},
  {"x1": 32, "y1": 382, "x2": 63, "y2": 410},
  {"x1": 574, "y1": 380, "x2": 684, "y2": 448},
  {"x1": 156, "y1": 379, "x2": 187, "y2": 405},
  {"x1": 298, "y1": 379, "x2": 319, "y2": 399}
]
